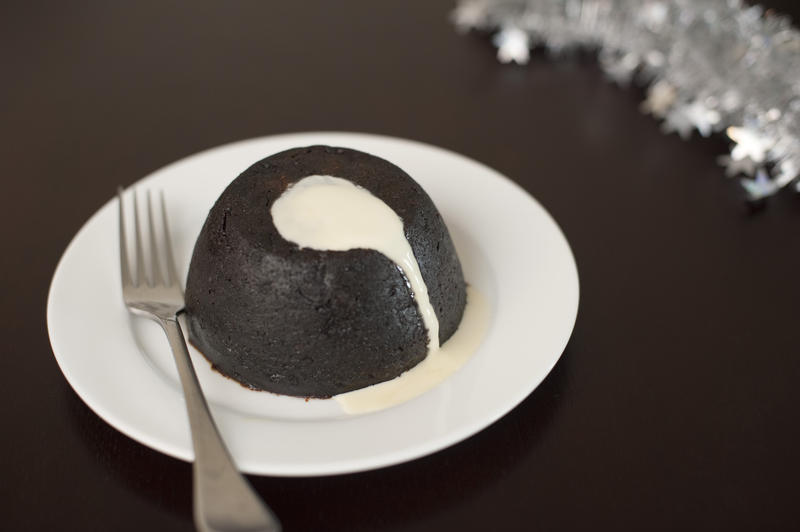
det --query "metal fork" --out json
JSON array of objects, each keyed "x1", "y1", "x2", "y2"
[{"x1": 118, "y1": 187, "x2": 281, "y2": 532}]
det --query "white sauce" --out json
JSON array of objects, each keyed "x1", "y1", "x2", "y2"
[
  {"x1": 336, "y1": 285, "x2": 489, "y2": 414},
  {"x1": 271, "y1": 174, "x2": 488, "y2": 414},
  {"x1": 271, "y1": 175, "x2": 438, "y2": 350}
]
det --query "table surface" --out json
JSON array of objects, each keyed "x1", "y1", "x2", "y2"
[{"x1": 3, "y1": 1, "x2": 800, "y2": 530}]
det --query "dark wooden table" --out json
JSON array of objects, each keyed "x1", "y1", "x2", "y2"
[{"x1": 4, "y1": 1, "x2": 800, "y2": 530}]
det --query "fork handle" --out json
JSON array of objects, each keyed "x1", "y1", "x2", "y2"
[{"x1": 159, "y1": 316, "x2": 281, "y2": 532}]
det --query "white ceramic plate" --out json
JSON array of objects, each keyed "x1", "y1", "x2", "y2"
[{"x1": 47, "y1": 132, "x2": 579, "y2": 476}]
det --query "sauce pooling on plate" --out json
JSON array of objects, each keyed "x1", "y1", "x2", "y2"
[
  {"x1": 272, "y1": 175, "x2": 489, "y2": 414},
  {"x1": 335, "y1": 285, "x2": 489, "y2": 414}
]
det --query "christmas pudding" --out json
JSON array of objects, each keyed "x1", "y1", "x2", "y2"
[{"x1": 184, "y1": 145, "x2": 466, "y2": 397}]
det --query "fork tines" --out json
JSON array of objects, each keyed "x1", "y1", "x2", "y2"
[{"x1": 117, "y1": 187, "x2": 179, "y2": 289}]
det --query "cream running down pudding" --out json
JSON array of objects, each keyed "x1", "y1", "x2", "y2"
[
  {"x1": 184, "y1": 145, "x2": 474, "y2": 400},
  {"x1": 271, "y1": 175, "x2": 440, "y2": 352}
]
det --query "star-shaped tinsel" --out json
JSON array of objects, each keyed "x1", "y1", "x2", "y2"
[
  {"x1": 681, "y1": 101, "x2": 720, "y2": 138},
  {"x1": 741, "y1": 169, "x2": 779, "y2": 200},
  {"x1": 662, "y1": 101, "x2": 721, "y2": 139},
  {"x1": 727, "y1": 127, "x2": 774, "y2": 163},
  {"x1": 601, "y1": 52, "x2": 640, "y2": 86},
  {"x1": 661, "y1": 105, "x2": 694, "y2": 139},
  {"x1": 451, "y1": 0, "x2": 488, "y2": 33},
  {"x1": 716, "y1": 155, "x2": 758, "y2": 177},
  {"x1": 772, "y1": 159, "x2": 799, "y2": 188},
  {"x1": 452, "y1": 0, "x2": 800, "y2": 201},
  {"x1": 493, "y1": 27, "x2": 530, "y2": 64},
  {"x1": 640, "y1": 80, "x2": 677, "y2": 117}
]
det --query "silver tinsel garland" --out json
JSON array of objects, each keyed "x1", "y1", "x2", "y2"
[{"x1": 452, "y1": 0, "x2": 800, "y2": 200}]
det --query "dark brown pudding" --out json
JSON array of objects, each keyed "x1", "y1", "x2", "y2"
[{"x1": 184, "y1": 145, "x2": 466, "y2": 397}]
